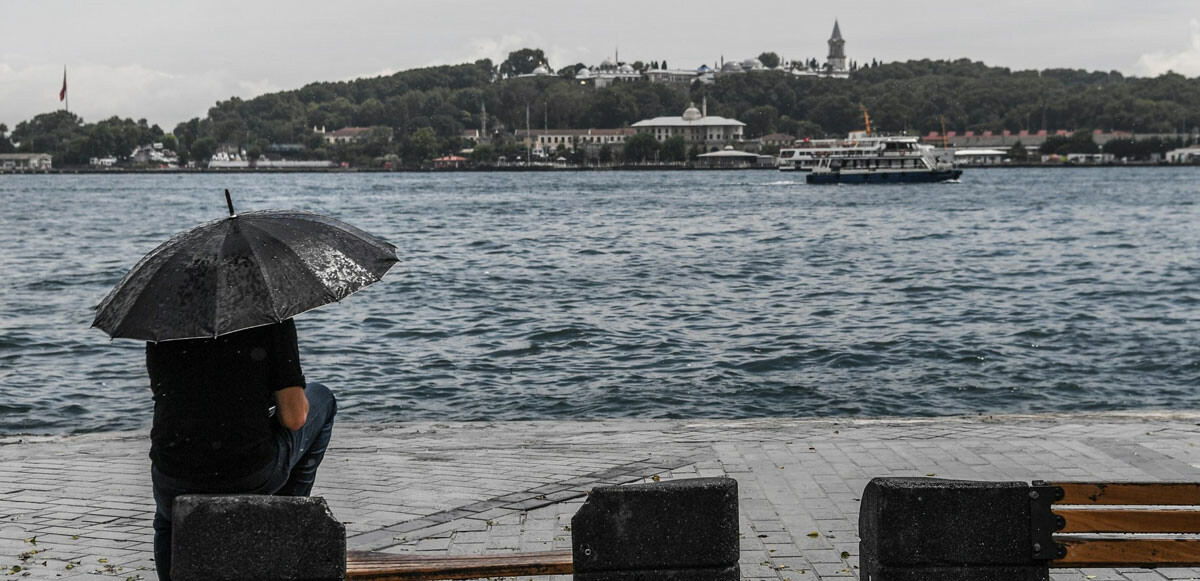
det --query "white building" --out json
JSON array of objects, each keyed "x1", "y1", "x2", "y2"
[
  {"x1": 515, "y1": 128, "x2": 636, "y2": 157},
  {"x1": 644, "y1": 67, "x2": 710, "y2": 85},
  {"x1": 575, "y1": 56, "x2": 641, "y2": 88},
  {"x1": 631, "y1": 102, "x2": 745, "y2": 151},
  {"x1": 1166, "y1": 145, "x2": 1200, "y2": 163},
  {"x1": 0, "y1": 153, "x2": 52, "y2": 170},
  {"x1": 518, "y1": 63, "x2": 556, "y2": 78},
  {"x1": 953, "y1": 148, "x2": 1007, "y2": 166}
]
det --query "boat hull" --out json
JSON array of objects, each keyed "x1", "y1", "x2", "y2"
[{"x1": 806, "y1": 169, "x2": 962, "y2": 184}]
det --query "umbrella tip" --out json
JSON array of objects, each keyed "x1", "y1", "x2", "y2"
[{"x1": 225, "y1": 189, "x2": 236, "y2": 217}]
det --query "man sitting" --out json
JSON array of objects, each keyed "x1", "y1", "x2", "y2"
[{"x1": 145, "y1": 319, "x2": 336, "y2": 581}]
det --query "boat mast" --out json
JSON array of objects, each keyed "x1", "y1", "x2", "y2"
[{"x1": 861, "y1": 105, "x2": 871, "y2": 136}]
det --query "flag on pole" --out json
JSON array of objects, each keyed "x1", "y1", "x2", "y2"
[{"x1": 59, "y1": 68, "x2": 67, "y2": 102}]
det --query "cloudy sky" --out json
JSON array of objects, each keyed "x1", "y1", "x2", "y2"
[{"x1": 2, "y1": 0, "x2": 1198, "y2": 130}]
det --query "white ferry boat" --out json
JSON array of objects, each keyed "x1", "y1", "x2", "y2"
[
  {"x1": 777, "y1": 138, "x2": 844, "y2": 172},
  {"x1": 802, "y1": 132, "x2": 961, "y2": 184}
]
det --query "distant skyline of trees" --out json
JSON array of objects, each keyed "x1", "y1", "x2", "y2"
[{"x1": 5, "y1": 50, "x2": 1199, "y2": 167}]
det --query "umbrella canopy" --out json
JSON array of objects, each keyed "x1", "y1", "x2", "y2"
[{"x1": 93, "y1": 195, "x2": 398, "y2": 342}]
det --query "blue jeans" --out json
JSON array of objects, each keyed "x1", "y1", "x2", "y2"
[{"x1": 151, "y1": 382, "x2": 336, "y2": 581}]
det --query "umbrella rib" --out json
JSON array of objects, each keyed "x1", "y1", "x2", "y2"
[
  {"x1": 238, "y1": 220, "x2": 335, "y2": 318},
  {"x1": 237, "y1": 221, "x2": 288, "y2": 322}
]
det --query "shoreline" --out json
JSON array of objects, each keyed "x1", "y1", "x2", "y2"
[
  {"x1": 2, "y1": 162, "x2": 1194, "y2": 175},
  {"x1": 4, "y1": 409, "x2": 1199, "y2": 440}
]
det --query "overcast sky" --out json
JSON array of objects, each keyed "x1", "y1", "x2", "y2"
[{"x1": 2, "y1": 0, "x2": 1199, "y2": 130}]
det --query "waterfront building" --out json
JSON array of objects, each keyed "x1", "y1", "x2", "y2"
[
  {"x1": 0, "y1": 153, "x2": 52, "y2": 170},
  {"x1": 515, "y1": 128, "x2": 636, "y2": 157},
  {"x1": 953, "y1": 148, "x2": 1007, "y2": 166},
  {"x1": 131, "y1": 143, "x2": 179, "y2": 166},
  {"x1": 1167, "y1": 145, "x2": 1200, "y2": 163},
  {"x1": 433, "y1": 155, "x2": 468, "y2": 169},
  {"x1": 631, "y1": 102, "x2": 745, "y2": 151},
  {"x1": 1066, "y1": 152, "x2": 1115, "y2": 164},
  {"x1": 696, "y1": 146, "x2": 774, "y2": 168}
]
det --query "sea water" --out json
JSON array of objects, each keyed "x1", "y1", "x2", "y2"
[{"x1": 1, "y1": 168, "x2": 1197, "y2": 433}]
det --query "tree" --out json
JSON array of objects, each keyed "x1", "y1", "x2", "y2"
[
  {"x1": 743, "y1": 105, "x2": 779, "y2": 138},
  {"x1": 190, "y1": 137, "x2": 216, "y2": 165},
  {"x1": 598, "y1": 144, "x2": 613, "y2": 164},
  {"x1": 0, "y1": 123, "x2": 13, "y2": 153},
  {"x1": 660, "y1": 135, "x2": 686, "y2": 162},
  {"x1": 758, "y1": 52, "x2": 781, "y2": 69},
  {"x1": 499, "y1": 48, "x2": 547, "y2": 78},
  {"x1": 1009, "y1": 140, "x2": 1028, "y2": 161},
  {"x1": 469, "y1": 144, "x2": 496, "y2": 164},
  {"x1": 623, "y1": 132, "x2": 659, "y2": 162},
  {"x1": 408, "y1": 127, "x2": 439, "y2": 162}
]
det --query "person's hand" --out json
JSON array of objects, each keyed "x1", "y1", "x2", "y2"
[{"x1": 273, "y1": 386, "x2": 309, "y2": 431}]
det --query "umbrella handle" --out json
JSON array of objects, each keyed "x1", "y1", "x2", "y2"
[{"x1": 225, "y1": 189, "x2": 236, "y2": 217}]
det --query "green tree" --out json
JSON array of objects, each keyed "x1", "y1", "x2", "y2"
[
  {"x1": 1009, "y1": 140, "x2": 1028, "y2": 161},
  {"x1": 160, "y1": 134, "x2": 178, "y2": 152},
  {"x1": 190, "y1": 137, "x2": 217, "y2": 165},
  {"x1": 499, "y1": 48, "x2": 547, "y2": 78},
  {"x1": 408, "y1": 127, "x2": 439, "y2": 162},
  {"x1": 598, "y1": 144, "x2": 613, "y2": 164},
  {"x1": 470, "y1": 144, "x2": 497, "y2": 164},
  {"x1": 743, "y1": 105, "x2": 779, "y2": 138},
  {"x1": 623, "y1": 132, "x2": 659, "y2": 162},
  {"x1": 0, "y1": 123, "x2": 13, "y2": 153},
  {"x1": 660, "y1": 135, "x2": 686, "y2": 162},
  {"x1": 758, "y1": 52, "x2": 781, "y2": 69}
]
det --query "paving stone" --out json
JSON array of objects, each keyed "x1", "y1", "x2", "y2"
[{"x1": 2, "y1": 415, "x2": 1200, "y2": 579}]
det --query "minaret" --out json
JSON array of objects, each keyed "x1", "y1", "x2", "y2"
[
  {"x1": 480, "y1": 101, "x2": 487, "y2": 140},
  {"x1": 826, "y1": 19, "x2": 846, "y2": 72}
]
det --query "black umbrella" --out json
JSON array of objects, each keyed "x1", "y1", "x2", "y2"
[{"x1": 93, "y1": 190, "x2": 398, "y2": 342}]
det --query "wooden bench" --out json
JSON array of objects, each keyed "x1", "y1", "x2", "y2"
[
  {"x1": 345, "y1": 550, "x2": 573, "y2": 580},
  {"x1": 859, "y1": 477, "x2": 1200, "y2": 581},
  {"x1": 1050, "y1": 481, "x2": 1200, "y2": 568}
]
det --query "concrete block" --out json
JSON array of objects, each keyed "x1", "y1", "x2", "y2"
[
  {"x1": 572, "y1": 477, "x2": 739, "y2": 579},
  {"x1": 172, "y1": 495, "x2": 346, "y2": 581},
  {"x1": 858, "y1": 477, "x2": 1048, "y2": 581}
]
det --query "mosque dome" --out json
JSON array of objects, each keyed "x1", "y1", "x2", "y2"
[
  {"x1": 619, "y1": 63, "x2": 635, "y2": 73},
  {"x1": 532, "y1": 63, "x2": 551, "y2": 75},
  {"x1": 600, "y1": 58, "x2": 616, "y2": 69},
  {"x1": 721, "y1": 61, "x2": 743, "y2": 72},
  {"x1": 575, "y1": 67, "x2": 594, "y2": 79},
  {"x1": 742, "y1": 58, "x2": 764, "y2": 70},
  {"x1": 681, "y1": 104, "x2": 703, "y2": 121}
]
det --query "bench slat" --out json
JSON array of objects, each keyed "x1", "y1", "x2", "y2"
[
  {"x1": 1053, "y1": 537, "x2": 1200, "y2": 568},
  {"x1": 346, "y1": 550, "x2": 573, "y2": 580},
  {"x1": 1052, "y1": 482, "x2": 1200, "y2": 505},
  {"x1": 1056, "y1": 508, "x2": 1200, "y2": 533}
]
